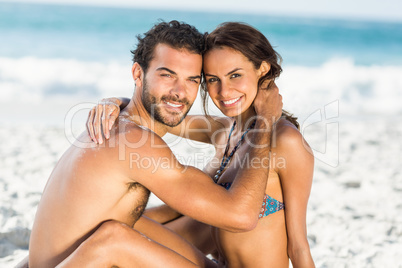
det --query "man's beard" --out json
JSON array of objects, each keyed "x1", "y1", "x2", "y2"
[{"x1": 141, "y1": 79, "x2": 192, "y2": 127}]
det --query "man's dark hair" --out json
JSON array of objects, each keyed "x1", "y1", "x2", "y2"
[{"x1": 131, "y1": 20, "x2": 206, "y2": 74}]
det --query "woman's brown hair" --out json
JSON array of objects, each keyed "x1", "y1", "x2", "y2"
[{"x1": 201, "y1": 22, "x2": 299, "y2": 129}]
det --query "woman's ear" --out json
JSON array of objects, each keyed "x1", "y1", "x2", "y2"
[
  {"x1": 258, "y1": 61, "x2": 271, "y2": 77},
  {"x1": 132, "y1": 62, "x2": 143, "y2": 88}
]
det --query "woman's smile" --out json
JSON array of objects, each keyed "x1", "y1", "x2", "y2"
[{"x1": 221, "y1": 96, "x2": 243, "y2": 107}]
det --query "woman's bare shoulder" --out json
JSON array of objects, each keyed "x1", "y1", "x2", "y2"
[{"x1": 274, "y1": 118, "x2": 312, "y2": 154}]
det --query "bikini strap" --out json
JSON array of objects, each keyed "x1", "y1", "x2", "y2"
[
  {"x1": 213, "y1": 120, "x2": 256, "y2": 182},
  {"x1": 222, "y1": 120, "x2": 237, "y2": 158}
]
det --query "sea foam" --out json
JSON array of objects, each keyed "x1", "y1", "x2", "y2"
[{"x1": 1, "y1": 56, "x2": 401, "y2": 125}]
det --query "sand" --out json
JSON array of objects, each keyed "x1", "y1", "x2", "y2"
[{"x1": 1, "y1": 117, "x2": 401, "y2": 267}]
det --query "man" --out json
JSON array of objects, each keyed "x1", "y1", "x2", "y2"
[{"x1": 26, "y1": 20, "x2": 282, "y2": 267}]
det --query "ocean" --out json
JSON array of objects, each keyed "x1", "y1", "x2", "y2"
[
  {"x1": 1, "y1": 2, "x2": 402, "y2": 267},
  {"x1": 1, "y1": 1, "x2": 402, "y2": 125}
]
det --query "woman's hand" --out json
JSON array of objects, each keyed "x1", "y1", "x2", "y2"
[{"x1": 86, "y1": 97, "x2": 122, "y2": 144}]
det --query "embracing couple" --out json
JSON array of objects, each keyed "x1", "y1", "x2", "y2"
[{"x1": 22, "y1": 20, "x2": 315, "y2": 267}]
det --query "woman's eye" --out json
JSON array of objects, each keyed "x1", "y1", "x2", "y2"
[
  {"x1": 230, "y1": 73, "x2": 241, "y2": 79},
  {"x1": 207, "y1": 78, "x2": 218, "y2": 83}
]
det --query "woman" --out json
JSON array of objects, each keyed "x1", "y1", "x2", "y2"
[{"x1": 88, "y1": 22, "x2": 315, "y2": 267}]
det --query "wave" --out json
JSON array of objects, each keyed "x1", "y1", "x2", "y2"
[
  {"x1": 1, "y1": 57, "x2": 401, "y2": 121},
  {"x1": 0, "y1": 57, "x2": 132, "y2": 102},
  {"x1": 280, "y1": 58, "x2": 402, "y2": 119}
]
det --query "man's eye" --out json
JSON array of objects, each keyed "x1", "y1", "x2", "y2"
[
  {"x1": 190, "y1": 79, "x2": 200, "y2": 84},
  {"x1": 161, "y1": 74, "x2": 172, "y2": 78}
]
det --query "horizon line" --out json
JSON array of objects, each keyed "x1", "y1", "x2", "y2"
[{"x1": 1, "y1": 0, "x2": 402, "y2": 24}]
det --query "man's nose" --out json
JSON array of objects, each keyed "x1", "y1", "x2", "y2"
[{"x1": 170, "y1": 80, "x2": 187, "y2": 100}]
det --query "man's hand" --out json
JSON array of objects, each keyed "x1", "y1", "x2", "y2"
[
  {"x1": 253, "y1": 81, "x2": 283, "y2": 124},
  {"x1": 86, "y1": 98, "x2": 121, "y2": 144}
]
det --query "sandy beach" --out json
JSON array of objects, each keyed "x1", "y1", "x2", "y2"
[
  {"x1": 1, "y1": 3, "x2": 402, "y2": 266},
  {"x1": 1, "y1": 117, "x2": 401, "y2": 267}
]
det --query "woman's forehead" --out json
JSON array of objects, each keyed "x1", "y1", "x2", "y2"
[{"x1": 203, "y1": 47, "x2": 253, "y2": 71}]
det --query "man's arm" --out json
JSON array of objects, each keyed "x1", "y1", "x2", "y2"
[
  {"x1": 143, "y1": 204, "x2": 183, "y2": 224},
  {"x1": 87, "y1": 97, "x2": 230, "y2": 145},
  {"x1": 124, "y1": 86, "x2": 282, "y2": 232},
  {"x1": 125, "y1": 124, "x2": 269, "y2": 232},
  {"x1": 166, "y1": 115, "x2": 230, "y2": 144}
]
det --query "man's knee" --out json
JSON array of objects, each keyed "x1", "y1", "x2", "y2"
[
  {"x1": 92, "y1": 220, "x2": 132, "y2": 244},
  {"x1": 71, "y1": 220, "x2": 133, "y2": 263}
]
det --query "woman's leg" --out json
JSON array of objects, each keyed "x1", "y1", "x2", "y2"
[
  {"x1": 57, "y1": 220, "x2": 216, "y2": 268},
  {"x1": 134, "y1": 216, "x2": 215, "y2": 265},
  {"x1": 140, "y1": 205, "x2": 215, "y2": 255},
  {"x1": 164, "y1": 216, "x2": 216, "y2": 255}
]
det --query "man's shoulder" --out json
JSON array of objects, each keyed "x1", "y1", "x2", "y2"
[
  {"x1": 109, "y1": 122, "x2": 184, "y2": 183},
  {"x1": 68, "y1": 124, "x2": 154, "y2": 162},
  {"x1": 109, "y1": 122, "x2": 174, "y2": 162},
  {"x1": 114, "y1": 122, "x2": 166, "y2": 146},
  {"x1": 71, "y1": 122, "x2": 173, "y2": 168}
]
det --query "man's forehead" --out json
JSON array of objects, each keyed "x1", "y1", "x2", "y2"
[
  {"x1": 149, "y1": 43, "x2": 202, "y2": 72},
  {"x1": 153, "y1": 43, "x2": 198, "y2": 58}
]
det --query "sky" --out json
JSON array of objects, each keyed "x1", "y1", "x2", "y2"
[{"x1": 2, "y1": 0, "x2": 402, "y2": 22}]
